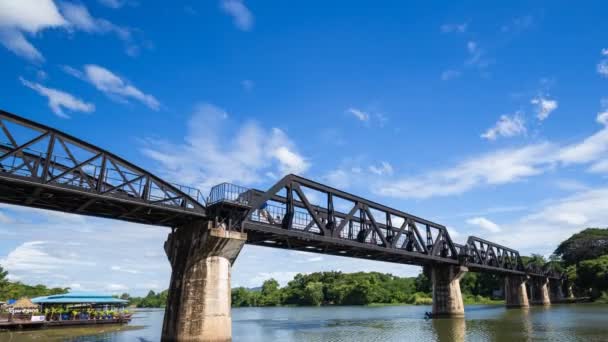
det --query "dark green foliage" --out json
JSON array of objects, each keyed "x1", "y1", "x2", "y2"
[
  {"x1": 128, "y1": 290, "x2": 169, "y2": 308},
  {"x1": 414, "y1": 272, "x2": 431, "y2": 293},
  {"x1": 235, "y1": 271, "x2": 436, "y2": 307},
  {"x1": 0, "y1": 265, "x2": 7, "y2": 289},
  {"x1": 521, "y1": 254, "x2": 547, "y2": 267},
  {"x1": 0, "y1": 266, "x2": 69, "y2": 301},
  {"x1": 460, "y1": 272, "x2": 501, "y2": 297},
  {"x1": 576, "y1": 255, "x2": 608, "y2": 298},
  {"x1": 259, "y1": 279, "x2": 282, "y2": 306},
  {"x1": 555, "y1": 228, "x2": 608, "y2": 266}
]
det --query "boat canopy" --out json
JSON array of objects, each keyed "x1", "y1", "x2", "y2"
[{"x1": 31, "y1": 292, "x2": 128, "y2": 305}]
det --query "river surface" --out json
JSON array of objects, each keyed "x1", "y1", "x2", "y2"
[{"x1": 1, "y1": 304, "x2": 607, "y2": 341}]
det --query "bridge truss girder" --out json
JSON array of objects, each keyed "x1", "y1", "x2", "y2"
[
  {"x1": 0, "y1": 109, "x2": 206, "y2": 226},
  {"x1": 209, "y1": 175, "x2": 561, "y2": 279}
]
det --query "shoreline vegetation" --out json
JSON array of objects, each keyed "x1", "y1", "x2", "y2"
[
  {"x1": 229, "y1": 271, "x2": 504, "y2": 308},
  {"x1": 1, "y1": 227, "x2": 607, "y2": 309}
]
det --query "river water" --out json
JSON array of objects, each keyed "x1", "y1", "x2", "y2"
[{"x1": 1, "y1": 304, "x2": 607, "y2": 341}]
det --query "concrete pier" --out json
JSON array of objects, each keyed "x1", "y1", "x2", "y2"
[
  {"x1": 430, "y1": 265, "x2": 467, "y2": 317},
  {"x1": 162, "y1": 221, "x2": 247, "y2": 342},
  {"x1": 549, "y1": 279, "x2": 564, "y2": 302},
  {"x1": 504, "y1": 275, "x2": 529, "y2": 308},
  {"x1": 529, "y1": 277, "x2": 551, "y2": 306}
]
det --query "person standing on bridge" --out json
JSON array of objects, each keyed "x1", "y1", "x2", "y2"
[{"x1": 259, "y1": 201, "x2": 274, "y2": 224}]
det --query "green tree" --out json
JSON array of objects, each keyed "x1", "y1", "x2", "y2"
[
  {"x1": 0, "y1": 265, "x2": 8, "y2": 298},
  {"x1": 414, "y1": 272, "x2": 431, "y2": 293},
  {"x1": 577, "y1": 255, "x2": 608, "y2": 298},
  {"x1": 260, "y1": 279, "x2": 281, "y2": 306},
  {"x1": 555, "y1": 228, "x2": 608, "y2": 266},
  {"x1": 232, "y1": 287, "x2": 252, "y2": 307},
  {"x1": 303, "y1": 282, "x2": 324, "y2": 306}
]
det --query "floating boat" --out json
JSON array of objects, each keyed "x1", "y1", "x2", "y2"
[{"x1": 0, "y1": 292, "x2": 132, "y2": 330}]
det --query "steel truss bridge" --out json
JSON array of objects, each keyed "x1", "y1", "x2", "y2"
[{"x1": 0, "y1": 109, "x2": 560, "y2": 280}]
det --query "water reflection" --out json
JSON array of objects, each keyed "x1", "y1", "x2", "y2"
[
  {"x1": 432, "y1": 318, "x2": 466, "y2": 342},
  {"x1": 1, "y1": 305, "x2": 608, "y2": 341}
]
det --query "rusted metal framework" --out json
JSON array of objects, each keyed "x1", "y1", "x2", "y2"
[
  {"x1": 208, "y1": 174, "x2": 460, "y2": 265},
  {"x1": 207, "y1": 175, "x2": 560, "y2": 279},
  {"x1": 0, "y1": 109, "x2": 206, "y2": 226},
  {"x1": 0, "y1": 109, "x2": 561, "y2": 279},
  {"x1": 462, "y1": 236, "x2": 526, "y2": 275}
]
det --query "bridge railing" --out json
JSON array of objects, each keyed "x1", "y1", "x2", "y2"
[
  {"x1": 232, "y1": 174, "x2": 461, "y2": 262},
  {"x1": 207, "y1": 182, "x2": 253, "y2": 206}
]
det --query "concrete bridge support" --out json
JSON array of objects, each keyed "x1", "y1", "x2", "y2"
[
  {"x1": 162, "y1": 220, "x2": 247, "y2": 342},
  {"x1": 529, "y1": 277, "x2": 551, "y2": 306},
  {"x1": 429, "y1": 265, "x2": 468, "y2": 317},
  {"x1": 504, "y1": 275, "x2": 529, "y2": 308},
  {"x1": 549, "y1": 279, "x2": 564, "y2": 302}
]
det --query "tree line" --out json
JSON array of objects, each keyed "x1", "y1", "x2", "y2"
[
  {"x1": 231, "y1": 270, "x2": 503, "y2": 307},
  {"x1": 118, "y1": 290, "x2": 169, "y2": 308},
  {"x1": 555, "y1": 228, "x2": 608, "y2": 301},
  {"x1": 230, "y1": 227, "x2": 608, "y2": 307},
  {"x1": 0, "y1": 266, "x2": 69, "y2": 301},
  {"x1": 1, "y1": 227, "x2": 607, "y2": 307}
]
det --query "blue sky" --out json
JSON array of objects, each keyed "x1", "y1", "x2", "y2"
[{"x1": 1, "y1": 0, "x2": 608, "y2": 295}]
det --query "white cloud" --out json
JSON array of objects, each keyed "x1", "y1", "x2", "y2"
[
  {"x1": 0, "y1": 29, "x2": 44, "y2": 62},
  {"x1": 105, "y1": 283, "x2": 128, "y2": 292},
  {"x1": 324, "y1": 169, "x2": 352, "y2": 189},
  {"x1": 0, "y1": 0, "x2": 66, "y2": 33},
  {"x1": 481, "y1": 113, "x2": 526, "y2": 140},
  {"x1": 0, "y1": 241, "x2": 95, "y2": 274},
  {"x1": 220, "y1": 0, "x2": 253, "y2": 31},
  {"x1": 375, "y1": 143, "x2": 555, "y2": 199},
  {"x1": 597, "y1": 111, "x2": 608, "y2": 125},
  {"x1": 60, "y1": 2, "x2": 129, "y2": 40},
  {"x1": 0, "y1": 212, "x2": 13, "y2": 224},
  {"x1": 466, "y1": 217, "x2": 501, "y2": 232},
  {"x1": 142, "y1": 103, "x2": 309, "y2": 192},
  {"x1": 375, "y1": 110, "x2": 608, "y2": 200},
  {"x1": 490, "y1": 187, "x2": 608, "y2": 255},
  {"x1": 598, "y1": 59, "x2": 608, "y2": 77},
  {"x1": 0, "y1": 204, "x2": 170, "y2": 296},
  {"x1": 531, "y1": 96, "x2": 558, "y2": 121},
  {"x1": 369, "y1": 162, "x2": 393, "y2": 176},
  {"x1": 590, "y1": 159, "x2": 608, "y2": 173},
  {"x1": 111, "y1": 265, "x2": 140, "y2": 274},
  {"x1": 273, "y1": 143, "x2": 310, "y2": 175},
  {"x1": 19, "y1": 77, "x2": 95, "y2": 118},
  {"x1": 447, "y1": 226, "x2": 460, "y2": 239},
  {"x1": 441, "y1": 69, "x2": 461, "y2": 81},
  {"x1": 59, "y1": 2, "x2": 139, "y2": 56},
  {"x1": 347, "y1": 108, "x2": 369, "y2": 122},
  {"x1": 0, "y1": 0, "x2": 67, "y2": 62},
  {"x1": 0, "y1": 1, "x2": 138, "y2": 61},
  {"x1": 98, "y1": 0, "x2": 126, "y2": 9},
  {"x1": 555, "y1": 179, "x2": 589, "y2": 192},
  {"x1": 64, "y1": 64, "x2": 160, "y2": 110},
  {"x1": 558, "y1": 120, "x2": 608, "y2": 164},
  {"x1": 440, "y1": 23, "x2": 467, "y2": 33}
]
